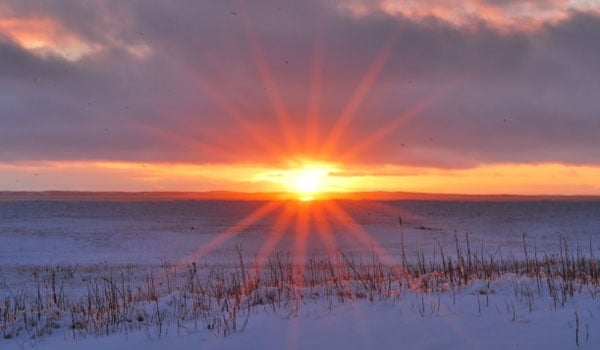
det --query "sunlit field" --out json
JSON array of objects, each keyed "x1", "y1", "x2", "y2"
[{"x1": 2, "y1": 196, "x2": 600, "y2": 349}]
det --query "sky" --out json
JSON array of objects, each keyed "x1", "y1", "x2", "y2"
[{"x1": 1, "y1": 0, "x2": 600, "y2": 195}]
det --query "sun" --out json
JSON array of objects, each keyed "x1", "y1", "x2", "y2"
[
  {"x1": 292, "y1": 168, "x2": 327, "y2": 200},
  {"x1": 253, "y1": 162, "x2": 339, "y2": 200},
  {"x1": 260, "y1": 163, "x2": 333, "y2": 201}
]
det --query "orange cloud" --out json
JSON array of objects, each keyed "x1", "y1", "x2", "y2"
[
  {"x1": 337, "y1": 162, "x2": 600, "y2": 195},
  {"x1": 1, "y1": 161, "x2": 599, "y2": 195},
  {"x1": 0, "y1": 17, "x2": 99, "y2": 60},
  {"x1": 337, "y1": 0, "x2": 600, "y2": 28}
]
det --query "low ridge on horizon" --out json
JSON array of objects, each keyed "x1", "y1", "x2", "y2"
[{"x1": 1, "y1": 190, "x2": 599, "y2": 202}]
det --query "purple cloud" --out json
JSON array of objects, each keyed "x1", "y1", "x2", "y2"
[{"x1": 1, "y1": 0, "x2": 599, "y2": 168}]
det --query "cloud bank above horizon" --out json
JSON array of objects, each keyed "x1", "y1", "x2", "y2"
[{"x1": 1, "y1": 0, "x2": 599, "y2": 193}]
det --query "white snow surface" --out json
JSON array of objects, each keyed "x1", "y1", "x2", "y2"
[
  {"x1": 6, "y1": 295, "x2": 600, "y2": 350},
  {"x1": 1, "y1": 199, "x2": 600, "y2": 349}
]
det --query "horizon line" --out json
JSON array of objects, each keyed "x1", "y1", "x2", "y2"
[{"x1": 1, "y1": 190, "x2": 600, "y2": 202}]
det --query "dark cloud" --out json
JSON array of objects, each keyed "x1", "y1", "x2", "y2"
[{"x1": 0, "y1": 0, "x2": 599, "y2": 168}]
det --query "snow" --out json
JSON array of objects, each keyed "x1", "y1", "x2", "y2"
[
  {"x1": 4, "y1": 291, "x2": 598, "y2": 350},
  {"x1": 2, "y1": 200, "x2": 598, "y2": 265},
  {"x1": 1, "y1": 198, "x2": 600, "y2": 349}
]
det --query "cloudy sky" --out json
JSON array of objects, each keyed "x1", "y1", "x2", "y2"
[{"x1": 1, "y1": 0, "x2": 600, "y2": 194}]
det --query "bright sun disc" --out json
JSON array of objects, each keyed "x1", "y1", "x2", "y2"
[
  {"x1": 254, "y1": 162, "x2": 336, "y2": 200},
  {"x1": 290, "y1": 166, "x2": 330, "y2": 200}
]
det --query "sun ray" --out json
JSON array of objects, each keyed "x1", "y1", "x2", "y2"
[
  {"x1": 189, "y1": 70, "x2": 286, "y2": 161},
  {"x1": 127, "y1": 95, "x2": 261, "y2": 162},
  {"x1": 321, "y1": 28, "x2": 399, "y2": 158},
  {"x1": 238, "y1": 3, "x2": 299, "y2": 153},
  {"x1": 281, "y1": 202, "x2": 314, "y2": 350},
  {"x1": 241, "y1": 201, "x2": 296, "y2": 296},
  {"x1": 312, "y1": 204, "x2": 355, "y2": 295},
  {"x1": 179, "y1": 200, "x2": 282, "y2": 265},
  {"x1": 134, "y1": 201, "x2": 282, "y2": 304},
  {"x1": 338, "y1": 80, "x2": 464, "y2": 163},
  {"x1": 312, "y1": 203, "x2": 339, "y2": 257},
  {"x1": 305, "y1": 25, "x2": 325, "y2": 154},
  {"x1": 324, "y1": 201, "x2": 400, "y2": 270},
  {"x1": 131, "y1": 120, "x2": 245, "y2": 162},
  {"x1": 254, "y1": 201, "x2": 296, "y2": 266},
  {"x1": 293, "y1": 202, "x2": 312, "y2": 290},
  {"x1": 154, "y1": 77, "x2": 287, "y2": 162}
]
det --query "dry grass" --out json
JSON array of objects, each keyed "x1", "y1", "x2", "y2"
[{"x1": 1, "y1": 235, "x2": 599, "y2": 342}]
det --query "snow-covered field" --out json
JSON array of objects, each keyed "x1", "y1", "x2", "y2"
[{"x1": 1, "y1": 198, "x2": 600, "y2": 349}]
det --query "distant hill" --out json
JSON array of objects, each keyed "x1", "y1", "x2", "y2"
[{"x1": 1, "y1": 191, "x2": 599, "y2": 202}]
